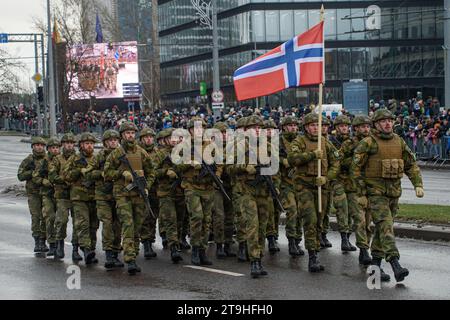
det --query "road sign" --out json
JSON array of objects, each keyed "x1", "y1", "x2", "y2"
[
  {"x1": 0, "y1": 34, "x2": 8, "y2": 43},
  {"x1": 212, "y1": 102, "x2": 224, "y2": 109},
  {"x1": 122, "y1": 83, "x2": 141, "y2": 100},
  {"x1": 211, "y1": 90, "x2": 224, "y2": 103},
  {"x1": 200, "y1": 82, "x2": 207, "y2": 96},
  {"x1": 32, "y1": 73, "x2": 42, "y2": 83}
]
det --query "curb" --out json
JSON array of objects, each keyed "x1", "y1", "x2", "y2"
[{"x1": 279, "y1": 216, "x2": 450, "y2": 242}]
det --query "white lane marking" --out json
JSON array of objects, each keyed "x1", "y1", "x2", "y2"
[{"x1": 184, "y1": 265, "x2": 245, "y2": 277}]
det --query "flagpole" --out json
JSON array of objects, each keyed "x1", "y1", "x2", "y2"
[{"x1": 318, "y1": 5, "x2": 325, "y2": 215}]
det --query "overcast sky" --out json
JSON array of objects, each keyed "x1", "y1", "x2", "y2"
[{"x1": 0, "y1": 0, "x2": 46, "y2": 91}]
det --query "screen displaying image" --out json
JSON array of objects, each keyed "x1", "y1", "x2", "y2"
[{"x1": 66, "y1": 41, "x2": 138, "y2": 100}]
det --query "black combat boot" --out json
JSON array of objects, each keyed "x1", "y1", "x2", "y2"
[
  {"x1": 258, "y1": 259, "x2": 268, "y2": 276},
  {"x1": 359, "y1": 248, "x2": 372, "y2": 266},
  {"x1": 143, "y1": 240, "x2": 157, "y2": 259},
  {"x1": 180, "y1": 236, "x2": 191, "y2": 250},
  {"x1": 40, "y1": 238, "x2": 49, "y2": 252},
  {"x1": 72, "y1": 245, "x2": 83, "y2": 262},
  {"x1": 237, "y1": 242, "x2": 247, "y2": 262},
  {"x1": 371, "y1": 257, "x2": 391, "y2": 282},
  {"x1": 47, "y1": 243, "x2": 57, "y2": 257},
  {"x1": 216, "y1": 243, "x2": 226, "y2": 259},
  {"x1": 295, "y1": 239, "x2": 305, "y2": 256},
  {"x1": 389, "y1": 257, "x2": 409, "y2": 282},
  {"x1": 250, "y1": 260, "x2": 261, "y2": 278},
  {"x1": 308, "y1": 250, "x2": 322, "y2": 273},
  {"x1": 104, "y1": 250, "x2": 115, "y2": 270},
  {"x1": 208, "y1": 232, "x2": 214, "y2": 243},
  {"x1": 288, "y1": 238, "x2": 300, "y2": 257},
  {"x1": 82, "y1": 247, "x2": 95, "y2": 265},
  {"x1": 274, "y1": 236, "x2": 281, "y2": 252},
  {"x1": 321, "y1": 233, "x2": 332, "y2": 248},
  {"x1": 224, "y1": 242, "x2": 236, "y2": 257},
  {"x1": 161, "y1": 233, "x2": 168, "y2": 250},
  {"x1": 55, "y1": 240, "x2": 65, "y2": 259},
  {"x1": 199, "y1": 248, "x2": 213, "y2": 266},
  {"x1": 170, "y1": 244, "x2": 183, "y2": 263},
  {"x1": 267, "y1": 236, "x2": 278, "y2": 254},
  {"x1": 191, "y1": 246, "x2": 201, "y2": 265},
  {"x1": 340, "y1": 233, "x2": 352, "y2": 252},
  {"x1": 127, "y1": 261, "x2": 141, "y2": 275},
  {"x1": 33, "y1": 237, "x2": 40, "y2": 253},
  {"x1": 91, "y1": 251, "x2": 98, "y2": 264},
  {"x1": 346, "y1": 233, "x2": 357, "y2": 251},
  {"x1": 112, "y1": 251, "x2": 124, "y2": 268}
]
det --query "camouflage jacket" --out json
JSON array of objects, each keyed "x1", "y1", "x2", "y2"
[
  {"x1": 48, "y1": 149, "x2": 75, "y2": 200},
  {"x1": 152, "y1": 146, "x2": 183, "y2": 197},
  {"x1": 340, "y1": 135, "x2": 366, "y2": 194},
  {"x1": 350, "y1": 131, "x2": 423, "y2": 198},
  {"x1": 32, "y1": 152, "x2": 57, "y2": 197},
  {"x1": 103, "y1": 142, "x2": 155, "y2": 198},
  {"x1": 279, "y1": 132, "x2": 297, "y2": 188},
  {"x1": 62, "y1": 151, "x2": 96, "y2": 202},
  {"x1": 140, "y1": 143, "x2": 159, "y2": 194},
  {"x1": 17, "y1": 151, "x2": 45, "y2": 195},
  {"x1": 85, "y1": 148, "x2": 114, "y2": 202}
]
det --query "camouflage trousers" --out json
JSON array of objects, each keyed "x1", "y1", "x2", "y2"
[
  {"x1": 27, "y1": 193, "x2": 46, "y2": 239},
  {"x1": 279, "y1": 185, "x2": 302, "y2": 240},
  {"x1": 116, "y1": 196, "x2": 145, "y2": 263},
  {"x1": 185, "y1": 189, "x2": 214, "y2": 250},
  {"x1": 54, "y1": 199, "x2": 78, "y2": 244},
  {"x1": 347, "y1": 193, "x2": 371, "y2": 249},
  {"x1": 232, "y1": 189, "x2": 246, "y2": 243},
  {"x1": 72, "y1": 201, "x2": 99, "y2": 250},
  {"x1": 211, "y1": 190, "x2": 235, "y2": 244},
  {"x1": 369, "y1": 195, "x2": 400, "y2": 262},
  {"x1": 140, "y1": 194, "x2": 159, "y2": 243},
  {"x1": 42, "y1": 195, "x2": 57, "y2": 244},
  {"x1": 240, "y1": 188, "x2": 272, "y2": 261},
  {"x1": 96, "y1": 200, "x2": 122, "y2": 252},
  {"x1": 266, "y1": 201, "x2": 280, "y2": 238},
  {"x1": 159, "y1": 195, "x2": 186, "y2": 247},
  {"x1": 330, "y1": 182, "x2": 350, "y2": 234},
  {"x1": 296, "y1": 184, "x2": 329, "y2": 251}
]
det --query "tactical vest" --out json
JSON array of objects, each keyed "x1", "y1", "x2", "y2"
[
  {"x1": 296, "y1": 136, "x2": 328, "y2": 176},
  {"x1": 365, "y1": 134, "x2": 404, "y2": 179},
  {"x1": 119, "y1": 147, "x2": 144, "y2": 176}
]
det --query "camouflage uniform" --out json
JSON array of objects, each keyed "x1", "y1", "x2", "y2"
[
  {"x1": 62, "y1": 133, "x2": 99, "y2": 264},
  {"x1": 351, "y1": 109, "x2": 423, "y2": 282},
  {"x1": 17, "y1": 137, "x2": 47, "y2": 252},
  {"x1": 32, "y1": 137, "x2": 60, "y2": 256},
  {"x1": 104, "y1": 122, "x2": 155, "y2": 274},
  {"x1": 138, "y1": 128, "x2": 160, "y2": 258},
  {"x1": 48, "y1": 133, "x2": 80, "y2": 260},
  {"x1": 86, "y1": 130, "x2": 123, "y2": 269},
  {"x1": 288, "y1": 113, "x2": 339, "y2": 272}
]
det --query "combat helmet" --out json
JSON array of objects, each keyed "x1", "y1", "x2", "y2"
[
  {"x1": 264, "y1": 119, "x2": 277, "y2": 129},
  {"x1": 139, "y1": 128, "x2": 156, "y2": 140},
  {"x1": 61, "y1": 133, "x2": 76, "y2": 144},
  {"x1": 119, "y1": 121, "x2": 138, "y2": 134},
  {"x1": 352, "y1": 115, "x2": 372, "y2": 127},
  {"x1": 102, "y1": 129, "x2": 120, "y2": 142},
  {"x1": 303, "y1": 113, "x2": 319, "y2": 126},
  {"x1": 245, "y1": 115, "x2": 264, "y2": 128},
  {"x1": 213, "y1": 122, "x2": 229, "y2": 133},
  {"x1": 156, "y1": 128, "x2": 174, "y2": 141},
  {"x1": 280, "y1": 116, "x2": 298, "y2": 127},
  {"x1": 46, "y1": 137, "x2": 61, "y2": 148},
  {"x1": 334, "y1": 115, "x2": 351, "y2": 126},
  {"x1": 372, "y1": 109, "x2": 395, "y2": 123},
  {"x1": 322, "y1": 116, "x2": 331, "y2": 126},
  {"x1": 78, "y1": 132, "x2": 97, "y2": 144},
  {"x1": 236, "y1": 117, "x2": 247, "y2": 129},
  {"x1": 31, "y1": 136, "x2": 47, "y2": 146},
  {"x1": 187, "y1": 116, "x2": 207, "y2": 129}
]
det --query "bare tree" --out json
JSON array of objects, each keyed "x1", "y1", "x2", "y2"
[{"x1": 0, "y1": 48, "x2": 26, "y2": 95}]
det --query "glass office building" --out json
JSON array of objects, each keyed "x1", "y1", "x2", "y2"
[{"x1": 158, "y1": 0, "x2": 445, "y2": 107}]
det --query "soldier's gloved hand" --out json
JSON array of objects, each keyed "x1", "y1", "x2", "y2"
[
  {"x1": 313, "y1": 149, "x2": 324, "y2": 160},
  {"x1": 192, "y1": 163, "x2": 202, "y2": 170},
  {"x1": 144, "y1": 189, "x2": 149, "y2": 196},
  {"x1": 282, "y1": 158, "x2": 290, "y2": 168},
  {"x1": 122, "y1": 171, "x2": 134, "y2": 183},
  {"x1": 275, "y1": 188, "x2": 281, "y2": 196},
  {"x1": 166, "y1": 169, "x2": 178, "y2": 179},
  {"x1": 246, "y1": 165, "x2": 257, "y2": 175},
  {"x1": 415, "y1": 187, "x2": 424, "y2": 198},
  {"x1": 42, "y1": 179, "x2": 52, "y2": 188},
  {"x1": 80, "y1": 168, "x2": 90, "y2": 176},
  {"x1": 314, "y1": 176, "x2": 327, "y2": 187},
  {"x1": 136, "y1": 170, "x2": 144, "y2": 177}
]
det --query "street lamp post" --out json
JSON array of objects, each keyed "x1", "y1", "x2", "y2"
[
  {"x1": 445, "y1": 0, "x2": 450, "y2": 107},
  {"x1": 47, "y1": 0, "x2": 57, "y2": 136}
]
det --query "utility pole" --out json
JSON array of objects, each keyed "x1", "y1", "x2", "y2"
[
  {"x1": 212, "y1": 0, "x2": 219, "y2": 93},
  {"x1": 33, "y1": 34, "x2": 43, "y2": 135},
  {"x1": 151, "y1": 0, "x2": 161, "y2": 111},
  {"x1": 47, "y1": 0, "x2": 57, "y2": 136},
  {"x1": 445, "y1": 0, "x2": 450, "y2": 107}
]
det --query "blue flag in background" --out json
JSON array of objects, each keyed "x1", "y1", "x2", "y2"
[{"x1": 95, "y1": 13, "x2": 103, "y2": 43}]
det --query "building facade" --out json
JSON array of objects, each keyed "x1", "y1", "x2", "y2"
[{"x1": 158, "y1": 0, "x2": 445, "y2": 108}]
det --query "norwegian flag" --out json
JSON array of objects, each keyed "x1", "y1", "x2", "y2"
[{"x1": 233, "y1": 21, "x2": 324, "y2": 101}]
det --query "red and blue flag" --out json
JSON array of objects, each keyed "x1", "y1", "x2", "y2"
[{"x1": 233, "y1": 21, "x2": 324, "y2": 101}]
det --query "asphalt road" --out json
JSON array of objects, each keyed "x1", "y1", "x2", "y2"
[{"x1": 1, "y1": 136, "x2": 450, "y2": 300}]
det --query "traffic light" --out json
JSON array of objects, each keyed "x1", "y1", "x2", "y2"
[{"x1": 37, "y1": 86, "x2": 43, "y2": 103}]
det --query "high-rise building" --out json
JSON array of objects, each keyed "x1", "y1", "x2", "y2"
[{"x1": 158, "y1": 0, "x2": 445, "y2": 108}]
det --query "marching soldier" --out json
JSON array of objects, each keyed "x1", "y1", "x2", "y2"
[
  {"x1": 340, "y1": 116, "x2": 374, "y2": 268},
  {"x1": 104, "y1": 122, "x2": 155, "y2": 275},
  {"x1": 279, "y1": 116, "x2": 304, "y2": 257},
  {"x1": 86, "y1": 130, "x2": 124, "y2": 269},
  {"x1": 49, "y1": 133, "x2": 82, "y2": 261},
  {"x1": 18, "y1": 137, "x2": 48, "y2": 253},
  {"x1": 351, "y1": 109, "x2": 424, "y2": 282},
  {"x1": 177, "y1": 117, "x2": 218, "y2": 266},
  {"x1": 152, "y1": 128, "x2": 185, "y2": 263},
  {"x1": 32, "y1": 137, "x2": 61, "y2": 257},
  {"x1": 288, "y1": 113, "x2": 339, "y2": 272},
  {"x1": 62, "y1": 133, "x2": 99, "y2": 265},
  {"x1": 138, "y1": 128, "x2": 159, "y2": 259},
  {"x1": 329, "y1": 115, "x2": 356, "y2": 252}
]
